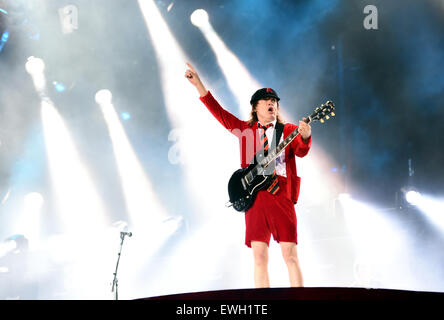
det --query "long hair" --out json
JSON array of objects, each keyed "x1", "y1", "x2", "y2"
[{"x1": 247, "y1": 100, "x2": 285, "y2": 126}]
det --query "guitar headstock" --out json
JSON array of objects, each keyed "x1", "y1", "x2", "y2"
[{"x1": 309, "y1": 100, "x2": 335, "y2": 123}]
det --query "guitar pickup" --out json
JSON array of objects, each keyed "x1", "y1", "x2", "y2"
[
  {"x1": 241, "y1": 177, "x2": 248, "y2": 191},
  {"x1": 244, "y1": 172, "x2": 254, "y2": 184}
]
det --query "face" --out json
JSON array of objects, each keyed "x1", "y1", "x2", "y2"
[{"x1": 254, "y1": 97, "x2": 279, "y2": 124}]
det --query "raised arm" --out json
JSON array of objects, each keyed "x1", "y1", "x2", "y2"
[
  {"x1": 185, "y1": 62, "x2": 247, "y2": 133},
  {"x1": 185, "y1": 62, "x2": 208, "y2": 97}
]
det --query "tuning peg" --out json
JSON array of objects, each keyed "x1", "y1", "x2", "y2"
[
  {"x1": 331, "y1": 112, "x2": 335, "y2": 116},
  {"x1": 320, "y1": 119, "x2": 325, "y2": 123}
]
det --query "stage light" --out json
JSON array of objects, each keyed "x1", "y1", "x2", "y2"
[
  {"x1": 25, "y1": 56, "x2": 45, "y2": 75},
  {"x1": 405, "y1": 190, "x2": 422, "y2": 205},
  {"x1": 400, "y1": 186, "x2": 422, "y2": 206},
  {"x1": 25, "y1": 56, "x2": 46, "y2": 92},
  {"x1": 190, "y1": 9, "x2": 209, "y2": 27},
  {"x1": 338, "y1": 192, "x2": 351, "y2": 201},
  {"x1": 24, "y1": 192, "x2": 44, "y2": 209},
  {"x1": 95, "y1": 89, "x2": 112, "y2": 105}
]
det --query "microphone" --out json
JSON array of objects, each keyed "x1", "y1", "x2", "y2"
[{"x1": 120, "y1": 231, "x2": 132, "y2": 237}]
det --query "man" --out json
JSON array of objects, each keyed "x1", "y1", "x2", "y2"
[{"x1": 185, "y1": 62, "x2": 311, "y2": 288}]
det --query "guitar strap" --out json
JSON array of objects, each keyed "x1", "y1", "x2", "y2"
[
  {"x1": 274, "y1": 123, "x2": 285, "y2": 152},
  {"x1": 268, "y1": 123, "x2": 284, "y2": 172}
]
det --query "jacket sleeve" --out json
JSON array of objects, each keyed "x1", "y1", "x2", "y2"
[
  {"x1": 199, "y1": 91, "x2": 245, "y2": 132},
  {"x1": 287, "y1": 123, "x2": 311, "y2": 157}
]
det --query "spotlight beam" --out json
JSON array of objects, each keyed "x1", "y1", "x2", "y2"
[
  {"x1": 97, "y1": 95, "x2": 167, "y2": 230},
  {"x1": 416, "y1": 195, "x2": 444, "y2": 231},
  {"x1": 97, "y1": 91, "x2": 181, "y2": 299},
  {"x1": 25, "y1": 56, "x2": 108, "y2": 235},
  {"x1": 190, "y1": 9, "x2": 260, "y2": 119},
  {"x1": 41, "y1": 99, "x2": 108, "y2": 234},
  {"x1": 137, "y1": 0, "x2": 238, "y2": 220}
]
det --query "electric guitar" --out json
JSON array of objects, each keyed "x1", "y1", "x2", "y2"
[{"x1": 227, "y1": 101, "x2": 335, "y2": 212}]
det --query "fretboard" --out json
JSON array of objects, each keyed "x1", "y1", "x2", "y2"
[{"x1": 261, "y1": 129, "x2": 300, "y2": 168}]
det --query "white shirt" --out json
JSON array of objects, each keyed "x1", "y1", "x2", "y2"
[{"x1": 258, "y1": 120, "x2": 286, "y2": 177}]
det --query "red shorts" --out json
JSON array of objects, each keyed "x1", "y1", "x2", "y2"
[{"x1": 245, "y1": 175, "x2": 297, "y2": 248}]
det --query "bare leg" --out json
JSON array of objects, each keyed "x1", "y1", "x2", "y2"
[
  {"x1": 251, "y1": 241, "x2": 270, "y2": 288},
  {"x1": 280, "y1": 241, "x2": 303, "y2": 287}
]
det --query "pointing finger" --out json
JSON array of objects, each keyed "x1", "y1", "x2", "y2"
[{"x1": 186, "y1": 62, "x2": 195, "y2": 73}]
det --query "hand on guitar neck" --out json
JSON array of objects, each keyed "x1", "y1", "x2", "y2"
[{"x1": 298, "y1": 117, "x2": 311, "y2": 143}]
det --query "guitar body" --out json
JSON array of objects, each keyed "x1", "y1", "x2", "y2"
[{"x1": 228, "y1": 164, "x2": 274, "y2": 212}]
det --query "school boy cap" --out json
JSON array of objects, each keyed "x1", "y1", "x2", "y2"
[{"x1": 250, "y1": 88, "x2": 280, "y2": 105}]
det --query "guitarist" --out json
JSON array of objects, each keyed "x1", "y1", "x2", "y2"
[{"x1": 185, "y1": 63, "x2": 312, "y2": 288}]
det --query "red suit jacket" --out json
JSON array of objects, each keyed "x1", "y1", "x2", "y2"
[{"x1": 200, "y1": 91, "x2": 311, "y2": 204}]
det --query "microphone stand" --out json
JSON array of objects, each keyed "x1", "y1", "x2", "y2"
[{"x1": 111, "y1": 232, "x2": 130, "y2": 300}]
